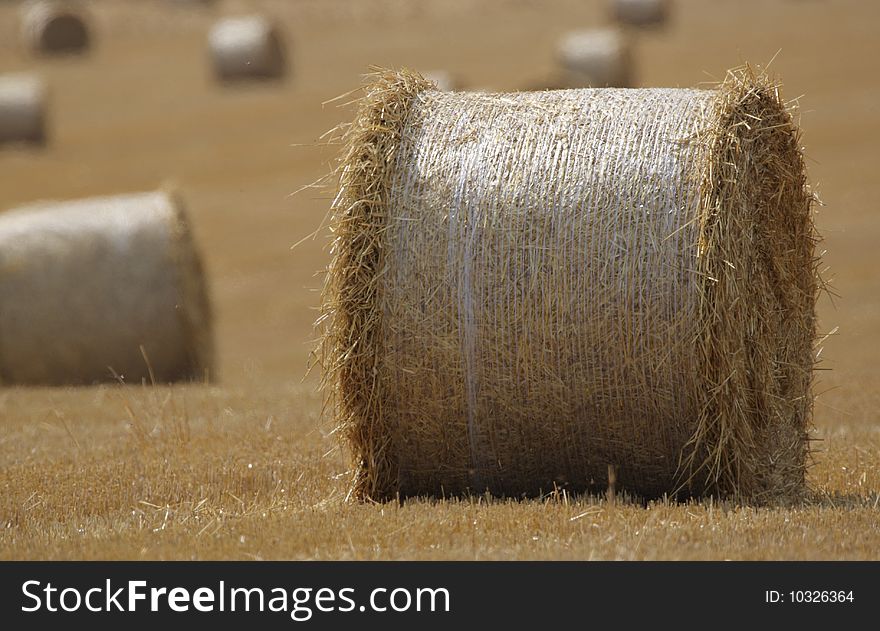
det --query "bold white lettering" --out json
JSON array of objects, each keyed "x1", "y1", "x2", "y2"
[
  {"x1": 192, "y1": 587, "x2": 214, "y2": 612},
  {"x1": 21, "y1": 581, "x2": 42, "y2": 612},
  {"x1": 85, "y1": 587, "x2": 102, "y2": 612},
  {"x1": 268, "y1": 588, "x2": 287, "y2": 612},
  {"x1": 370, "y1": 588, "x2": 387, "y2": 612},
  {"x1": 43, "y1": 584, "x2": 57, "y2": 612},
  {"x1": 389, "y1": 588, "x2": 411, "y2": 612},
  {"x1": 417, "y1": 587, "x2": 450, "y2": 612},
  {"x1": 337, "y1": 588, "x2": 356, "y2": 612},
  {"x1": 128, "y1": 580, "x2": 147, "y2": 611},
  {"x1": 150, "y1": 586, "x2": 167, "y2": 610},
  {"x1": 291, "y1": 588, "x2": 313, "y2": 622},
  {"x1": 105, "y1": 579, "x2": 125, "y2": 611},
  {"x1": 314, "y1": 587, "x2": 335, "y2": 612},
  {"x1": 167, "y1": 587, "x2": 190, "y2": 612},
  {"x1": 59, "y1": 588, "x2": 82, "y2": 612},
  {"x1": 230, "y1": 587, "x2": 264, "y2": 612}
]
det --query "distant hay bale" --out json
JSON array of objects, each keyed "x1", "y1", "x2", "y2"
[
  {"x1": 169, "y1": 0, "x2": 217, "y2": 6},
  {"x1": 422, "y1": 70, "x2": 459, "y2": 92},
  {"x1": 321, "y1": 67, "x2": 819, "y2": 503},
  {"x1": 209, "y1": 15, "x2": 286, "y2": 82},
  {"x1": 21, "y1": 1, "x2": 90, "y2": 56},
  {"x1": 556, "y1": 29, "x2": 632, "y2": 88},
  {"x1": 0, "y1": 73, "x2": 46, "y2": 145},
  {"x1": 0, "y1": 191, "x2": 214, "y2": 385},
  {"x1": 611, "y1": 0, "x2": 670, "y2": 27}
]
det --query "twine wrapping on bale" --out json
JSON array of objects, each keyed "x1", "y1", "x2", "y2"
[
  {"x1": 611, "y1": 0, "x2": 670, "y2": 27},
  {"x1": 21, "y1": 0, "x2": 90, "y2": 56},
  {"x1": 0, "y1": 191, "x2": 214, "y2": 385},
  {"x1": 0, "y1": 73, "x2": 46, "y2": 145},
  {"x1": 208, "y1": 15, "x2": 286, "y2": 82},
  {"x1": 556, "y1": 29, "x2": 633, "y2": 88},
  {"x1": 321, "y1": 66, "x2": 820, "y2": 503}
]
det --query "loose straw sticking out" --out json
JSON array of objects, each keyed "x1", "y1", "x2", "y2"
[
  {"x1": 0, "y1": 191, "x2": 214, "y2": 385},
  {"x1": 208, "y1": 15, "x2": 287, "y2": 82},
  {"x1": 685, "y1": 66, "x2": 819, "y2": 502},
  {"x1": 321, "y1": 66, "x2": 819, "y2": 504},
  {"x1": 321, "y1": 68, "x2": 434, "y2": 500},
  {"x1": 21, "y1": 0, "x2": 91, "y2": 56},
  {"x1": 0, "y1": 73, "x2": 47, "y2": 145}
]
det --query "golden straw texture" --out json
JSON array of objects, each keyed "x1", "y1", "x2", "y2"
[{"x1": 322, "y1": 67, "x2": 818, "y2": 503}]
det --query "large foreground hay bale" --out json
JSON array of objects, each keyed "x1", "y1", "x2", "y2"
[
  {"x1": 322, "y1": 67, "x2": 819, "y2": 502},
  {"x1": 0, "y1": 73, "x2": 46, "y2": 145},
  {"x1": 208, "y1": 15, "x2": 286, "y2": 82},
  {"x1": 610, "y1": 0, "x2": 670, "y2": 27},
  {"x1": 0, "y1": 191, "x2": 213, "y2": 385},
  {"x1": 21, "y1": 1, "x2": 90, "y2": 56},
  {"x1": 556, "y1": 29, "x2": 632, "y2": 88}
]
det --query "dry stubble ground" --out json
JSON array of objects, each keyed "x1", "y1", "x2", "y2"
[{"x1": 1, "y1": 0, "x2": 879, "y2": 559}]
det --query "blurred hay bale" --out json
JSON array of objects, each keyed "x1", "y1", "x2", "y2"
[
  {"x1": 611, "y1": 0, "x2": 670, "y2": 27},
  {"x1": 21, "y1": 0, "x2": 90, "y2": 56},
  {"x1": 422, "y1": 70, "x2": 460, "y2": 92},
  {"x1": 0, "y1": 73, "x2": 46, "y2": 145},
  {"x1": 169, "y1": 0, "x2": 217, "y2": 6},
  {"x1": 0, "y1": 191, "x2": 214, "y2": 385},
  {"x1": 209, "y1": 15, "x2": 286, "y2": 82},
  {"x1": 321, "y1": 67, "x2": 819, "y2": 503},
  {"x1": 556, "y1": 29, "x2": 632, "y2": 88}
]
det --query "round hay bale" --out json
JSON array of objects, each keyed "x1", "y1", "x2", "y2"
[
  {"x1": 0, "y1": 191, "x2": 214, "y2": 385},
  {"x1": 556, "y1": 28, "x2": 633, "y2": 88},
  {"x1": 321, "y1": 67, "x2": 819, "y2": 502},
  {"x1": 610, "y1": 0, "x2": 670, "y2": 27},
  {"x1": 21, "y1": 1, "x2": 90, "y2": 56},
  {"x1": 0, "y1": 73, "x2": 46, "y2": 145},
  {"x1": 208, "y1": 15, "x2": 286, "y2": 82}
]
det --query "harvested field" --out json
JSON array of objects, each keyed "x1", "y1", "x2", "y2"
[{"x1": 1, "y1": 0, "x2": 879, "y2": 560}]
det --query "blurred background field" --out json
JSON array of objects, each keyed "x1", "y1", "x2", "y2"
[{"x1": 1, "y1": 0, "x2": 879, "y2": 559}]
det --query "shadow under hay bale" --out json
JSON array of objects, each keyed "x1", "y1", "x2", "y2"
[
  {"x1": 208, "y1": 15, "x2": 287, "y2": 83},
  {"x1": 556, "y1": 28, "x2": 633, "y2": 88},
  {"x1": 0, "y1": 191, "x2": 214, "y2": 386},
  {"x1": 21, "y1": 0, "x2": 91, "y2": 56},
  {"x1": 610, "y1": 0, "x2": 670, "y2": 28},
  {"x1": 321, "y1": 67, "x2": 819, "y2": 504},
  {"x1": 0, "y1": 73, "x2": 47, "y2": 146}
]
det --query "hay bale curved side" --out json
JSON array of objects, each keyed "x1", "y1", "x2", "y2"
[
  {"x1": 0, "y1": 191, "x2": 214, "y2": 385},
  {"x1": 611, "y1": 0, "x2": 670, "y2": 27},
  {"x1": 556, "y1": 29, "x2": 633, "y2": 88},
  {"x1": 321, "y1": 69, "x2": 434, "y2": 500},
  {"x1": 208, "y1": 15, "x2": 286, "y2": 82},
  {"x1": 686, "y1": 68, "x2": 818, "y2": 501},
  {"x1": 0, "y1": 73, "x2": 46, "y2": 145},
  {"x1": 21, "y1": 1, "x2": 90, "y2": 56},
  {"x1": 322, "y1": 68, "x2": 818, "y2": 502}
]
